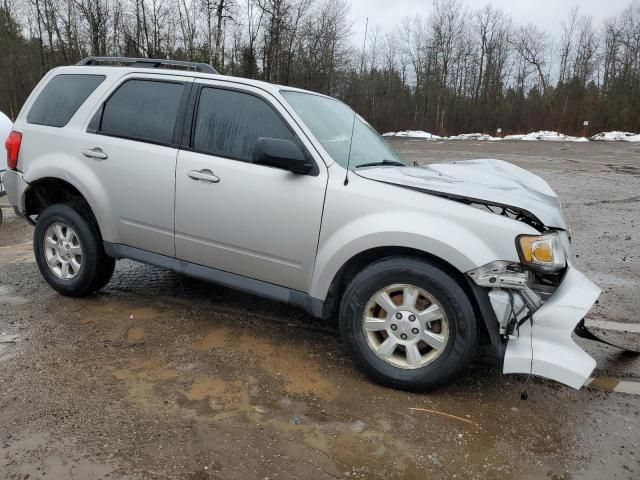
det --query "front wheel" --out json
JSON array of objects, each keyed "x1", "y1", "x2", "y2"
[
  {"x1": 339, "y1": 257, "x2": 478, "y2": 392},
  {"x1": 34, "y1": 203, "x2": 115, "y2": 297}
]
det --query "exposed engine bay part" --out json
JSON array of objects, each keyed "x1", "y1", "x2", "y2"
[
  {"x1": 468, "y1": 261, "x2": 600, "y2": 389},
  {"x1": 395, "y1": 187, "x2": 547, "y2": 231},
  {"x1": 468, "y1": 203, "x2": 544, "y2": 231},
  {"x1": 489, "y1": 290, "x2": 529, "y2": 336},
  {"x1": 467, "y1": 261, "x2": 542, "y2": 335}
]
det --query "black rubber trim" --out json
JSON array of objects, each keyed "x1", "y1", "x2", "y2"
[
  {"x1": 465, "y1": 279, "x2": 506, "y2": 358},
  {"x1": 103, "y1": 241, "x2": 324, "y2": 317}
]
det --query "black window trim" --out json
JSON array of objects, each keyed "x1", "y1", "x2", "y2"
[
  {"x1": 27, "y1": 73, "x2": 106, "y2": 128},
  {"x1": 87, "y1": 77, "x2": 192, "y2": 149},
  {"x1": 181, "y1": 82, "x2": 319, "y2": 176}
]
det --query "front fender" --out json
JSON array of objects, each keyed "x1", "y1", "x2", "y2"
[{"x1": 309, "y1": 208, "x2": 537, "y2": 300}]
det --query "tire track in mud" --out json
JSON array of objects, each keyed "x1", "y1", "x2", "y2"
[{"x1": 584, "y1": 195, "x2": 640, "y2": 206}]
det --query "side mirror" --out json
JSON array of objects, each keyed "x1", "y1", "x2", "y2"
[{"x1": 253, "y1": 137, "x2": 314, "y2": 175}]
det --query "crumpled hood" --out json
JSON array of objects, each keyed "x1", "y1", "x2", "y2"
[{"x1": 356, "y1": 159, "x2": 567, "y2": 229}]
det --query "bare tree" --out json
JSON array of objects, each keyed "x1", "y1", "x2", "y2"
[
  {"x1": 1, "y1": 0, "x2": 640, "y2": 135},
  {"x1": 511, "y1": 23, "x2": 550, "y2": 94}
]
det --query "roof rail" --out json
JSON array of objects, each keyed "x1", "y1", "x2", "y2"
[{"x1": 76, "y1": 56, "x2": 218, "y2": 74}]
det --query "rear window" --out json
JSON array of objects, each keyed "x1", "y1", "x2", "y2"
[
  {"x1": 27, "y1": 74, "x2": 105, "y2": 127},
  {"x1": 98, "y1": 79, "x2": 184, "y2": 145}
]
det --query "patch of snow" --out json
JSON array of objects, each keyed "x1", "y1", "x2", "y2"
[
  {"x1": 384, "y1": 130, "x2": 442, "y2": 140},
  {"x1": 384, "y1": 129, "x2": 598, "y2": 142},
  {"x1": 591, "y1": 131, "x2": 640, "y2": 142},
  {"x1": 446, "y1": 133, "x2": 501, "y2": 141},
  {"x1": 503, "y1": 131, "x2": 588, "y2": 142},
  {"x1": 0, "y1": 111, "x2": 13, "y2": 171}
]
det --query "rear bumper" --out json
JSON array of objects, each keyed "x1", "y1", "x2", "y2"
[
  {"x1": 1, "y1": 169, "x2": 27, "y2": 213},
  {"x1": 503, "y1": 266, "x2": 600, "y2": 389}
]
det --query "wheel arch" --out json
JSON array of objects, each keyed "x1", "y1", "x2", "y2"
[
  {"x1": 318, "y1": 246, "x2": 497, "y2": 349},
  {"x1": 23, "y1": 177, "x2": 106, "y2": 239}
]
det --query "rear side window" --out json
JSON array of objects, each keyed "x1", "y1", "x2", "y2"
[
  {"x1": 98, "y1": 80, "x2": 185, "y2": 145},
  {"x1": 27, "y1": 74, "x2": 105, "y2": 127},
  {"x1": 193, "y1": 87, "x2": 295, "y2": 162}
]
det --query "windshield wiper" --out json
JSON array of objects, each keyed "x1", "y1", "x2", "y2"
[{"x1": 355, "y1": 160, "x2": 406, "y2": 169}]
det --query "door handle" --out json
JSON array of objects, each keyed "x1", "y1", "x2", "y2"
[
  {"x1": 82, "y1": 147, "x2": 108, "y2": 160},
  {"x1": 187, "y1": 169, "x2": 220, "y2": 183}
]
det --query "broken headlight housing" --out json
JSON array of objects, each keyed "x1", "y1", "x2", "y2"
[{"x1": 516, "y1": 232, "x2": 567, "y2": 272}]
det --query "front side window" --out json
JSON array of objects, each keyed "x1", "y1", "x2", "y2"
[
  {"x1": 193, "y1": 87, "x2": 295, "y2": 162},
  {"x1": 27, "y1": 74, "x2": 105, "y2": 127},
  {"x1": 282, "y1": 91, "x2": 405, "y2": 170},
  {"x1": 98, "y1": 79, "x2": 185, "y2": 145}
]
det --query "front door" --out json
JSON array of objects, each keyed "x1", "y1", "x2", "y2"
[{"x1": 174, "y1": 82, "x2": 327, "y2": 291}]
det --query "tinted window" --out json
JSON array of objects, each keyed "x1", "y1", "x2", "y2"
[
  {"x1": 193, "y1": 88, "x2": 294, "y2": 161},
  {"x1": 99, "y1": 80, "x2": 184, "y2": 145},
  {"x1": 27, "y1": 74, "x2": 105, "y2": 127}
]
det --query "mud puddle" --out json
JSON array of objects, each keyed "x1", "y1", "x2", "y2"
[{"x1": 42, "y1": 292, "x2": 577, "y2": 479}]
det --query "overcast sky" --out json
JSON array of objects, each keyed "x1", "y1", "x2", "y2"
[{"x1": 348, "y1": 0, "x2": 632, "y2": 42}]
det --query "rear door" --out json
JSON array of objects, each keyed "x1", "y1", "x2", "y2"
[
  {"x1": 81, "y1": 74, "x2": 192, "y2": 256},
  {"x1": 174, "y1": 81, "x2": 327, "y2": 291}
]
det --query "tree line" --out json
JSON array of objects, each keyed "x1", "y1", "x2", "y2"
[{"x1": 1, "y1": 0, "x2": 639, "y2": 136}]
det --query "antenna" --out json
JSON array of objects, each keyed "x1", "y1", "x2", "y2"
[{"x1": 344, "y1": 17, "x2": 369, "y2": 186}]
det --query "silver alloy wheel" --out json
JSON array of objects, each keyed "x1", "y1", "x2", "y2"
[
  {"x1": 362, "y1": 283, "x2": 450, "y2": 369},
  {"x1": 43, "y1": 222, "x2": 83, "y2": 280}
]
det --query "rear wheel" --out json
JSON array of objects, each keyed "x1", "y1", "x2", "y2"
[
  {"x1": 339, "y1": 257, "x2": 478, "y2": 391},
  {"x1": 34, "y1": 203, "x2": 115, "y2": 297}
]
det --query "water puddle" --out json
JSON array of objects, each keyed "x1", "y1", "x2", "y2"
[
  {"x1": 184, "y1": 377, "x2": 228, "y2": 401},
  {"x1": 128, "y1": 307, "x2": 160, "y2": 322},
  {"x1": 0, "y1": 284, "x2": 27, "y2": 362},
  {"x1": 112, "y1": 361, "x2": 179, "y2": 411},
  {"x1": 126, "y1": 327, "x2": 145, "y2": 343},
  {"x1": 0, "y1": 283, "x2": 30, "y2": 307},
  {"x1": 79, "y1": 299, "x2": 160, "y2": 323},
  {"x1": 0, "y1": 333, "x2": 19, "y2": 361},
  {"x1": 587, "y1": 377, "x2": 640, "y2": 395},
  {"x1": 197, "y1": 327, "x2": 338, "y2": 400},
  {"x1": 0, "y1": 432, "x2": 116, "y2": 480}
]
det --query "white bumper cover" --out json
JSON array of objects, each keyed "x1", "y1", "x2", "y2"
[{"x1": 503, "y1": 266, "x2": 600, "y2": 389}]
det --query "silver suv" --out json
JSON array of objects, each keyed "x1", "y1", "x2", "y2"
[{"x1": 2, "y1": 57, "x2": 600, "y2": 391}]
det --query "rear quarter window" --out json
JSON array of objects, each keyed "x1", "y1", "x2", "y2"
[
  {"x1": 97, "y1": 79, "x2": 185, "y2": 145},
  {"x1": 27, "y1": 74, "x2": 105, "y2": 127}
]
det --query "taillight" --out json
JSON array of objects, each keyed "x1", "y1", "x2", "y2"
[{"x1": 5, "y1": 131, "x2": 22, "y2": 170}]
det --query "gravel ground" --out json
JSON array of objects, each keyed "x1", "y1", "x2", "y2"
[{"x1": 0, "y1": 140, "x2": 639, "y2": 479}]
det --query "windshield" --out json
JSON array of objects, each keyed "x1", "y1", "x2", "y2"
[{"x1": 282, "y1": 91, "x2": 406, "y2": 170}]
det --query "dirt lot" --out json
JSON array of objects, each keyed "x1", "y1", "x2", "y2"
[{"x1": 1, "y1": 140, "x2": 639, "y2": 479}]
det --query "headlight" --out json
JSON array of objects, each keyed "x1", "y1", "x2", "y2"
[{"x1": 517, "y1": 232, "x2": 567, "y2": 272}]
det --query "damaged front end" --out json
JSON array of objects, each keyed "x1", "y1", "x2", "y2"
[
  {"x1": 468, "y1": 249, "x2": 601, "y2": 389},
  {"x1": 355, "y1": 158, "x2": 609, "y2": 388}
]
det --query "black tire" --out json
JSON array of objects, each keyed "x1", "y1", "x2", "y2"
[
  {"x1": 339, "y1": 256, "x2": 478, "y2": 392},
  {"x1": 34, "y1": 203, "x2": 115, "y2": 297}
]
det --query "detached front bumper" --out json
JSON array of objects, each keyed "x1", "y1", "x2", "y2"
[{"x1": 503, "y1": 266, "x2": 600, "y2": 389}]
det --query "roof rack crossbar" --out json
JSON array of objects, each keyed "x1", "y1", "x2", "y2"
[{"x1": 76, "y1": 56, "x2": 218, "y2": 74}]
